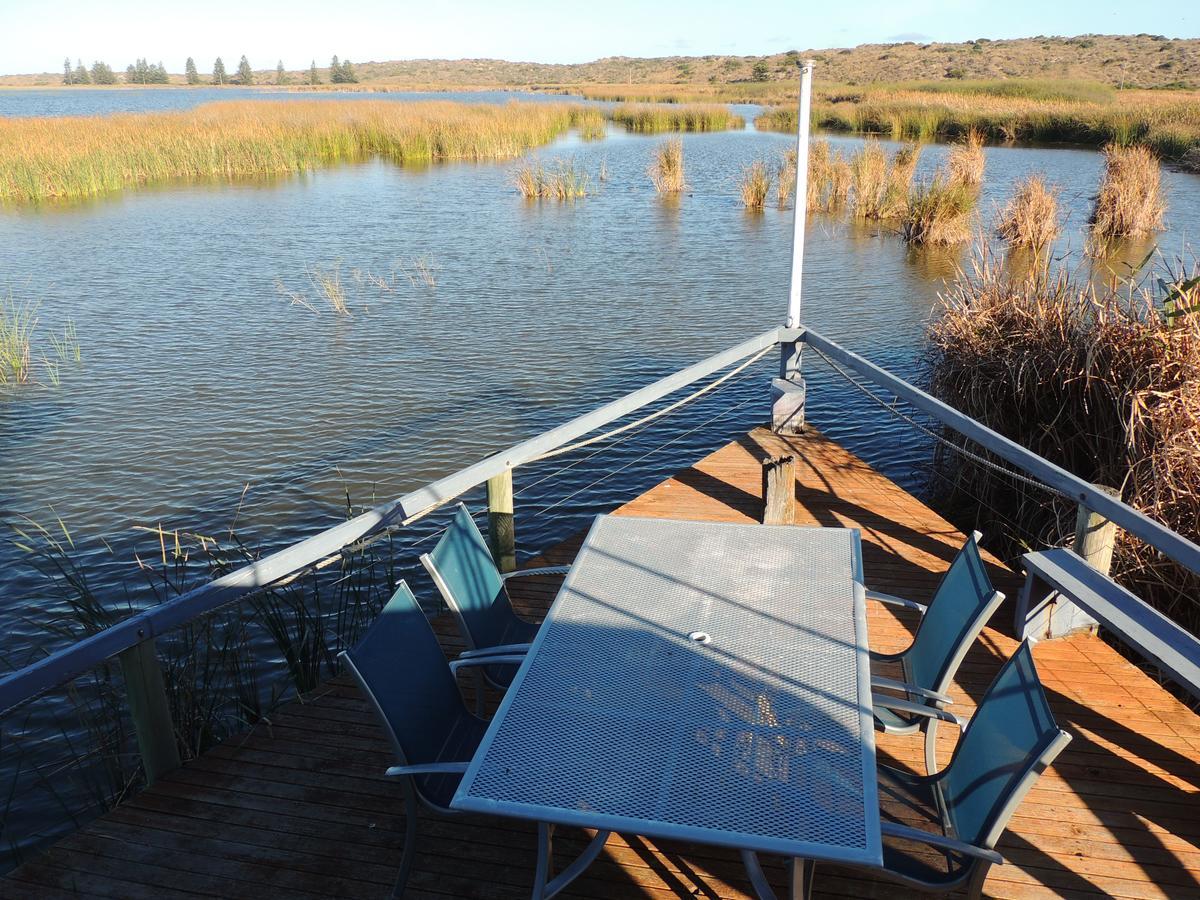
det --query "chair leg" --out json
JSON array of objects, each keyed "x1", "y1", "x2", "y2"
[
  {"x1": 391, "y1": 784, "x2": 420, "y2": 898},
  {"x1": 789, "y1": 858, "x2": 815, "y2": 900},
  {"x1": 740, "y1": 850, "x2": 776, "y2": 900},
  {"x1": 475, "y1": 668, "x2": 487, "y2": 717},
  {"x1": 923, "y1": 717, "x2": 941, "y2": 775},
  {"x1": 964, "y1": 861, "x2": 992, "y2": 899}
]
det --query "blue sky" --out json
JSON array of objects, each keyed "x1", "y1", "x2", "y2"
[{"x1": 0, "y1": 0, "x2": 1196, "y2": 75}]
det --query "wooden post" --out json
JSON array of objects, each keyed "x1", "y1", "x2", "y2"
[
  {"x1": 118, "y1": 637, "x2": 180, "y2": 784},
  {"x1": 762, "y1": 456, "x2": 797, "y2": 525},
  {"x1": 487, "y1": 469, "x2": 516, "y2": 573},
  {"x1": 1045, "y1": 485, "x2": 1120, "y2": 638}
]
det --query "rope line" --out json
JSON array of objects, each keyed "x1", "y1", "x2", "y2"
[{"x1": 808, "y1": 345, "x2": 1073, "y2": 501}]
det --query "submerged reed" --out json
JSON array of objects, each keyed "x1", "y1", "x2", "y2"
[
  {"x1": 649, "y1": 139, "x2": 686, "y2": 193},
  {"x1": 902, "y1": 175, "x2": 977, "y2": 245},
  {"x1": 738, "y1": 160, "x2": 771, "y2": 210},
  {"x1": 996, "y1": 175, "x2": 1060, "y2": 249},
  {"x1": 513, "y1": 158, "x2": 591, "y2": 200},
  {"x1": 0, "y1": 293, "x2": 35, "y2": 385},
  {"x1": 1089, "y1": 143, "x2": 1166, "y2": 244},
  {"x1": 947, "y1": 128, "x2": 986, "y2": 190},
  {"x1": 0, "y1": 100, "x2": 590, "y2": 203}
]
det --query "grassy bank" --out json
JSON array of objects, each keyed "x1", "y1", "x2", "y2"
[
  {"x1": 0, "y1": 100, "x2": 596, "y2": 203},
  {"x1": 755, "y1": 81, "x2": 1200, "y2": 163},
  {"x1": 610, "y1": 103, "x2": 743, "y2": 133}
]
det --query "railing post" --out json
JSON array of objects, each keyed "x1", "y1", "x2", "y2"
[
  {"x1": 118, "y1": 637, "x2": 180, "y2": 784},
  {"x1": 771, "y1": 338, "x2": 806, "y2": 434},
  {"x1": 1043, "y1": 485, "x2": 1120, "y2": 638},
  {"x1": 762, "y1": 455, "x2": 797, "y2": 525},
  {"x1": 487, "y1": 469, "x2": 516, "y2": 573}
]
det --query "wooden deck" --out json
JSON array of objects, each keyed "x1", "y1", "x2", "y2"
[{"x1": 4, "y1": 427, "x2": 1199, "y2": 899}]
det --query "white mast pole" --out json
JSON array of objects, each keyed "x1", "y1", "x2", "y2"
[{"x1": 785, "y1": 61, "x2": 815, "y2": 328}]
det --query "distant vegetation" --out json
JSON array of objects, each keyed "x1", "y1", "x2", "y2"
[
  {"x1": 755, "y1": 81, "x2": 1200, "y2": 165},
  {"x1": 611, "y1": 104, "x2": 743, "y2": 133},
  {"x1": 0, "y1": 101, "x2": 594, "y2": 203}
]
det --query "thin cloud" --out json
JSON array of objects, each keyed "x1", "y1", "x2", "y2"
[{"x1": 886, "y1": 31, "x2": 932, "y2": 42}]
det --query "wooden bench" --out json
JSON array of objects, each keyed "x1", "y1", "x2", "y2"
[{"x1": 1014, "y1": 547, "x2": 1200, "y2": 698}]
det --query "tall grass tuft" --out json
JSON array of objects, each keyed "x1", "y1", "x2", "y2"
[
  {"x1": 739, "y1": 160, "x2": 771, "y2": 210},
  {"x1": 849, "y1": 140, "x2": 889, "y2": 219},
  {"x1": 776, "y1": 148, "x2": 797, "y2": 210},
  {"x1": 996, "y1": 175, "x2": 1060, "y2": 249},
  {"x1": 1089, "y1": 143, "x2": 1166, "y2": 244},
  {"x1": 0, "y1": 100, "x2": 590, "y2": 203},
  {"x1": 0, "y1": 293, "x2": 36, "y2": 386},
  {"x1": 649, "y1": 139, "x2": 686, "y2": 193},
  {"x1": 926, "y1": 246, "x2": 1200, "y2": 638},
  {"x1": 902, "y1": 175, "x2": 977, "y2": 245},
  {"x1": 947, "y1": 128, "x2": 986, "y2": 190},
  {"x1": 611, "y1": 104, "x2": 744, "y2": 134},
  {"x1": 513, "y1": 158, "x2": 591, "y2": 200}
]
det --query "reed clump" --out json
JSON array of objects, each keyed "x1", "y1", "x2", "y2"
[
  {"x1": 739, "y1": 160, "x2": 771, "y2": 210},
  {"x1": 902, "y1": 175, "x2": 976, "y2": 245},
  {"x1": 513, "y1": 158, "x2": 591, "y2": 200},
  {"x1": 611, "y1": 104, "x2": 744, "y2": 133},
  {"x1": 848, "y1": 140, "x2": 918, "y2": 220},
  {"x1": 0, "y1": 100, "x2": 590, "y2": 203},
  {"x1": 926, "y1": 247, "x2": 1200, "y2": 637},
  {"x1": 1089, "y1": 143, "x2": 1166, "y2": 243},
  {"x1": 777, "y1": 148, "x2": 797, "y2": 210},
  {"x1": 0, "y1": 292, "x2": 81, "y2": 387},
  {"x1": 947, "y1": 128, "x2": 986, "y2": 189},
  {"x1": 648, "y1": 139, "x2": 686, "y2": 193},
  {"x1": 996, "y1": 175, "x2": 1060, "y2": 249}
]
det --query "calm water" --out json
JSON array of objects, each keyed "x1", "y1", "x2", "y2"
[{"x1": 1, "y1": 92, "x2": 1198, "y2": 863}]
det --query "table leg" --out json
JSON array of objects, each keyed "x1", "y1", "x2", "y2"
[
  {"x1": 531, "y1": 823, "x2": 610, "y2": 900},
  {"x1": 789, "y1": 858, "x2": 815, "y2": 900}
]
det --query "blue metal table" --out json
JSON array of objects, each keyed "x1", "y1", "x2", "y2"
[{"x1": 453, "y1": 515, "x2": 880, "y2": 899}]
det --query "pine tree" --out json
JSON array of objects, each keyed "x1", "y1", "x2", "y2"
[
  {"x1": 330, "y1": 55, "x2": 342, "y2": 84},
  {"x1": 150, "y1": 61, "x2": 169, "y2": 84},
  {"x1": 91, "y1": 61, "x2": 117, "y2": 84},
  {"x1": 308, "y1": 60, "x2": 320, "y2": 85},
  {"x1": 213, "y1": 57, "x2": 226, "y2": 85},
  {"x1": 73, "y1": 59, "x2": 91, "y2": 84},
  {"x1": 275, "y1": 60, "x2": 287, "y2": 85},
  {"x1": 236, "y1": 55, "x2": 253, "y2": 85},
  {"x1": 63, "y1": 58, "x2": 73, "y2": 85},
  {"x1": 340, "y1": 59, "x2": 358, "y2": 83},
  {"x1": 185, "y1": 57, "x2": 199, "y2": 85}
]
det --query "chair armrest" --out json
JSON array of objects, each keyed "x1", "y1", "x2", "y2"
[
  {"x1": 385, "y1": 762, "x2": 470, "y2": 778},
  {"x1": 458, "y1": 643, "x2": 533, "y2": 660},
  {"x1": 449, "y1": 655, "x2": 528, "y2": 676},
  {"x1": 866, "y1": 590, "x2": 928, "y2": 614},
  {"x1": 873, "y1": 694, "x2": 966, "y2": 732},
  {"x1": 880, "y1": 822, "x2": 1004, "y2": 865},
  {"x1": 871, "y1": 674, "x2": 954, "y2": 706},
  {"x1": 500, "y1": 565, "x2": 571, "y2": 581}
]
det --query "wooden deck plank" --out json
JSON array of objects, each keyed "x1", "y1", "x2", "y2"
[{"x1": 4, "y1": 425, "x2": 1199, "y2": 899}]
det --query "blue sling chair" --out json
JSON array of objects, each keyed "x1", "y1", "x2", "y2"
[
  {"x1": 340, "y1": 582, "x2": 609, "y2": 898},
  {"x1": 741, "y1": 641, "x2": 1070, "y2": 899},
  {"x1": 421, "y1": 504, "x2": 569, "y2": 706},
  {"x1": 868, "y1": 531, "x2": 1005, "y2": 774}
]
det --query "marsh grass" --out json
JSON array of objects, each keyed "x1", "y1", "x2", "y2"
[
  {"x1": 573, "y1": 108, "x2": 607, "y2": 141},
  {"x1": 1089, "y1": 144, "x2": 1166, "y2": 245},
  {"x1": 996, "y1": 175, "x2": 1060, "y2": 249},
  {"x1": 308, "y1": 263, "x2": 349, "y2": 315},
  {"x1": 776, "y1": 149, "x2": 797, "y2": 210},
  {"x1": 513, "y1": 158, "x2": 591, "y2": 200},
  {"x1": 649, "y1": 139, "x2": 686, "y2": 193},
  {"x1": 903, "y1": 176, "x2": 977, "y2": 245},
  {"x1": 738, "y1": 160, "x2": 771, "y2": 210},
  {"x1": 927, "y1": 246, "x2": 1200, "y2": 639},
  {"x1": 947, "y1": 128, "x2": 986, "y2": 189},
  {"x1": 611, "y1": 104, "x2": 744, "y2": 133},
  {"x1": 849, "y1": 140, "x2": 918, "y2": 220},
  {"x1": 0, "y1": 293, "x2": 35, "y2": 386},
  {"x1": 0, "y1": 100, "x2": 590, "y2": 203}
]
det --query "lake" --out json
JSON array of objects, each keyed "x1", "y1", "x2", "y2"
[{"x1": 1, "y1": 89, "x2": 1198, "y2": 866}]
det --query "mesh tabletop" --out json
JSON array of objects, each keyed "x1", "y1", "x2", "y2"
[{"x1": 453, "y1": 516, "x2": 881, "y2": 866}]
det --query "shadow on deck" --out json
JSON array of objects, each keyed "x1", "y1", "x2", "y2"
[{"x1": 4, "y1": 427, "x2": 1199, "y2": 899}]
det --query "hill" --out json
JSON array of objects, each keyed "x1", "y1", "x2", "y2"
[{"x1": 2, "y1": 34, "x2": 1198, "y2": 91}]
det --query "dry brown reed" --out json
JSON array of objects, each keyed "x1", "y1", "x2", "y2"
[
  {"x1": 947, "y1": 128, "x2": 986, "y2": 189},
  {"x1": 902, "y1": 175, "x2": 976, "y2": 245},
  {"x1": 927, "y1": 246, "x2": 1200, "y2": 637},
  {"x1": 1089, "y1": 143, "x2": 1166, "y2": 244},
  {"x1": 849, "y1": 140, "x2": 889, "y2": 219},
  {"x1": 776, "y1": 148, "x2": 797, "y2": 210},
  {"x1": 649, "y1": 139, "x2": 686, "y2": 193},
  {"x1": 996, "y1": 175, "x2": 1060, "y2": 249},
  {"x1": 739, "y1": 160, "x2": 771, "y2": 210},
  {"x1": 513, "y1": 158, "x2": 591, "y2": 200},
  {"x1": 826, "y1": 152, "x2": 852, "y2": 209}
]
